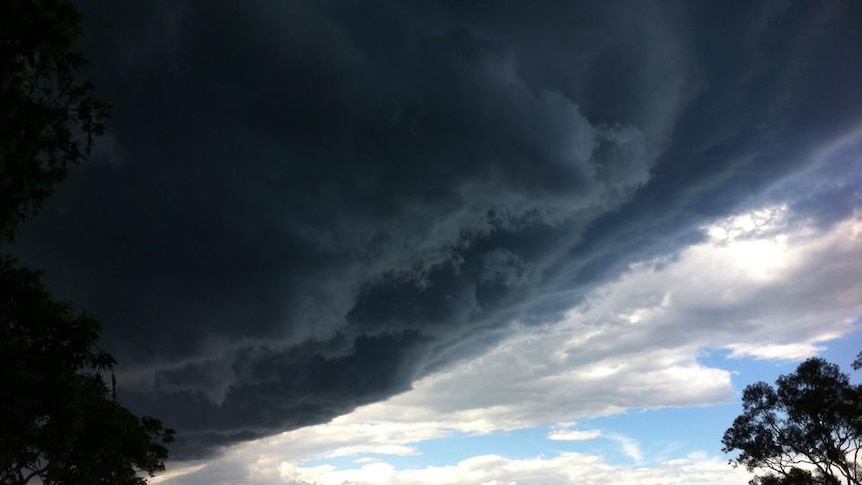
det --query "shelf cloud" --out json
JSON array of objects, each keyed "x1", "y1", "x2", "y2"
[{"x1": 15, "y1": 0, "x2": 861, "y2": 459}]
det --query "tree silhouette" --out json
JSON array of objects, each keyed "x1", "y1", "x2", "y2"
[
  {"x1": 722, "y1": 355, "x2": 862, "y2": 485},
  {"x1": 0, "y1": 1, "x2": 173, "y2": 483},
  {"x1": 0, "y1": 0, "x2": 109, "y2": 243},
  {"x1": 0, "y1": 257, "x2": 174, "y2": 485}
]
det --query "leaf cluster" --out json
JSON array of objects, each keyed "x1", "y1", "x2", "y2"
[
  {"x1": 0, "y1": 257, "x2": 175, "y2": 485},
  {"x1": 0, "y1": 0, "x2": 110, "y2": 243}
]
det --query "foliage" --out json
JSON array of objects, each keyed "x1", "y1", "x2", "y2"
[
  {"x1": 722, "y1": 356, "x2": 862, "y2": 485},
  {"x1": 0, "y1": 0, "x2": 110, "y2": 243},
  {"x1": 0, "y1": 1, "x2": 173, "y2": 483},
  {"x1": 0, "y1": 257, "x2": 175, "y2": 485}
]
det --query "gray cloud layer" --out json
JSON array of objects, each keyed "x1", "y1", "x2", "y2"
[{"x1": 15, "y1": 0, "x2": 862, "y2": 458}]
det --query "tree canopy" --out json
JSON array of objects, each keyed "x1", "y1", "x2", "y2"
[
  {"x1": 0, "y1": 257, "x2": 174, "y2": 485},
  {"x1": 722, "y1": 355, "x2": 862, "y2": 485},
  {"x1": 0, "y1": 1, "x2": 173, "y2": 483}
]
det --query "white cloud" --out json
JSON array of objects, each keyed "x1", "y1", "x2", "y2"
[
  {"x1": 703, "y1": 204, "x2": 789, "y2": 242},
  {"x1": 724, "y1": 342, "x2": 827, "y2": 361},
  {"x1": 168, "y1": 451, "x2": 752, "y2": 485},
  {"x1": 322, "y1": 444, "x2": 418, "y2": 459},
  {"x1": 547, "y1": 429, "x2": 602, "y2": 441},
  {"x1": 353, "y1": 457, "x2": 381, "y2": 465},
  {"x1": 156, "y1": 204, "x2": 861, "y2": 485}
]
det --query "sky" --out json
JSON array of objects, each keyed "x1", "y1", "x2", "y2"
[{"x1": 13, "y1": 1, "x2": 862, "y2": 484}]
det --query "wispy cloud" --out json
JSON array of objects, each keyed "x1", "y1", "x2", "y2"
[
  {"x1": 547, "y1": 429, "x2": 603, "y2": 442},
  {"x1": 606, "y1": 434, "x2": 644, "y2": 464}
]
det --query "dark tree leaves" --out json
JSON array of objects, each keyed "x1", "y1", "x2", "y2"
[
  {"x1": 0, "y1": 0, "x2": 110, "y2": 243},
  {"x1": 0, "y1": 1, "x2": 173, "y2": 484},
  {"x1": 0, "y1": 256, "x2": 174, "y2": 485},
  {"x1": 722, "y1": 356, "x2": 862, "y2": 485}
]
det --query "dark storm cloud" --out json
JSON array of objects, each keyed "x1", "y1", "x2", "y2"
[{"x1": 15, "y1": 0, "x2": 862, "y2": 457}]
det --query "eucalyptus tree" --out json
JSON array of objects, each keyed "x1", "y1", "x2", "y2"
[{"x1": 722, "y1": 355, "x2": 862, "y2": 485}]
